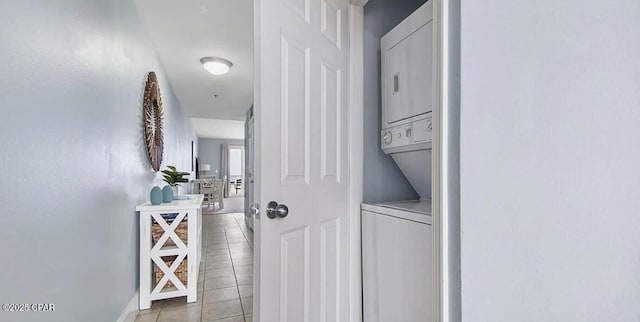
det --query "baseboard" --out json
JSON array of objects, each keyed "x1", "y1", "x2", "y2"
[{"x1": 116, "y1": 291, "x2": 139, "y2": 322}]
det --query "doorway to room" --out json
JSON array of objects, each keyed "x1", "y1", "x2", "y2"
[
  {"x1": 228, "y1": 145, "x2": 245, "y2": 197},
  {"x1": 195, "y1": 134, "x2": 247, "y2": 216}
]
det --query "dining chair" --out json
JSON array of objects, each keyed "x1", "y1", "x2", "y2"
[
  {"x1": 234, "y1": 178, "x2": 242, "y2": 193},
  {"x1": 200, "y1": 179, "x2": 215, "y2": 208},
  {"x1": 213, "y1": 179, "x2": 224, "y2": 210}
]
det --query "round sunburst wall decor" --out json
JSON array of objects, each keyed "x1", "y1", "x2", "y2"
[{"x1": 143, "y1": 71, "x2": 164, "y2": 172}]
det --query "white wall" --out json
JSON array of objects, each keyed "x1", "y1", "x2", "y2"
[
  {"x1": 459, "y1": 1, "x2": 640, "y2": 321},
  {"x1": 0, "y1": 0, "x2": 196, "y2": 321}
]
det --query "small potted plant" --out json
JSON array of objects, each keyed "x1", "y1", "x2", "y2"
[{"x1": 161, "y1": 165, "x2": 190, "y2": 195}]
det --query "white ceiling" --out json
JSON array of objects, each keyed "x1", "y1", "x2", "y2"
[
  {"x1": 192, "y1": 118, "x2": 245, "y2": 140},
  {"x1": 134, "y1": 0, "x2": 253, "y2": 121}
]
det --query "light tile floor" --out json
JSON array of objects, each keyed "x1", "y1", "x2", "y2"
[{"x1": 135, "y1": 213, "x2": 254, "y2": 322}]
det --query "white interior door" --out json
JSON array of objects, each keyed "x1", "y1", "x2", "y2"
[{"x1": 254, "y1": 0, "x2": 351, "y2": 320}]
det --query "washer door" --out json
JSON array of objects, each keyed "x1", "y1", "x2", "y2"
[{"x1": 362, "y1": 210, "x2": 433, "y2": 322}]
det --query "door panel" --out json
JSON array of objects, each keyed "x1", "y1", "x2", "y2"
[
  {"x1": 255, "y1": 0, "x2": 351, "y2": 321},
  {"x1": 280, "y1": 227, "x2": 309, "y2": 322},
  {"x1": 321, "y1": 0, "x2": 342, "y2": 48},
  {"x1": 280, "y1": 36, "x2": 310, "y2": 183},
  {"x1": 320, "y1": 218, "x2": 340, "y2": 322},
  {"x1": 320, "y1": 61, "x2": 341, "y2": 183}
]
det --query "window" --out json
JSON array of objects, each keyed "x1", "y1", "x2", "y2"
[{"x1": 229, "y1": 148, "x2": 243, "y2": 176}]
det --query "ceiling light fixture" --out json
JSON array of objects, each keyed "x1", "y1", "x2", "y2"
[{"x1": 200, "y1": 57, "x2": 233, "y2": 75}]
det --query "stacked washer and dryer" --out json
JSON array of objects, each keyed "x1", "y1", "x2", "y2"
[{"x1": 362, "y1": 2, "x2": 434, "y2": 321}]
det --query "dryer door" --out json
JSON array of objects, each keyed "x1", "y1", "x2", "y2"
[
  {"x1": 384, "y1": 21, "x2": 433, "y2": 125},
  {"x1": 381, "y1": 1, "x2": 434, "y2": 127}
]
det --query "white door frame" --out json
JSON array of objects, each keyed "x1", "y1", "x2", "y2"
[
  {"x1": 432, "y1": 1, "x2": 458, "y2": 321},
  {"x1": 347, "y1": 2, "x2": 365, "y2": 322},
  {"x1": 346, "y1": 1, "x2": 450, "y2": 321},
  {"x1": 431, "y1": 0, "x2": 445, "y2": 321}
]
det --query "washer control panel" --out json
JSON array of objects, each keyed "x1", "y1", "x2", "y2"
[{"x1": 381, "y1": 117, "x2": 432, "y2": 152}]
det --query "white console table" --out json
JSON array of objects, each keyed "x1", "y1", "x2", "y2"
[{"x1": 135, "y1": 194, "x2": 204, "y2": 309}]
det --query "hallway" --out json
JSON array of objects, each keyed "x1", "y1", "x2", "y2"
[
  {"x1": 135, "y1": 213, "x2": 253, "y2": 322},
  {"x1": 203, "y1": 196, "x2": 245, "y2": 215}
]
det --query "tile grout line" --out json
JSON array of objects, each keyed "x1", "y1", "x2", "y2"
[
  {"x1": 232, "y1": 213, "x2": 253, "y2": 321},
  {"x1": 203, "y1": 216, "x2": 232, "y2": 321},
  {"x1": 226, "y1": 217, "x2": 247, "y2": 321},
  {"x1": 236, "y1": 213, "x2": 253, "y2": 321},
  {"x1": 199, "y1": 219, "x2": 209, "y2": 322},
  {"x1": 237, "y1": 216, "x2": 253, "y2": 251}
]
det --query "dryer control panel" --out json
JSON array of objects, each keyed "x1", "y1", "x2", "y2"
[{"x1": 381, "y1": 116, "x2": 432, "y2": 154}]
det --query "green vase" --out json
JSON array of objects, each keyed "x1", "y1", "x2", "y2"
[
  {"x1": 162, "y1": 186, "x2": 174, "y2": 203},
  {"x1": 150, "y1": 186, "x2": 162, "y2": 205}
]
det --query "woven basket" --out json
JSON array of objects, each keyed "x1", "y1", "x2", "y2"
[
  {"x1": 151, "y1": 219, "x2": 188, "y2": 247},
  {"x1": 154, "y1": 256, "x2": 188, "y2": 289},
  {"x1": 150, "y1": 215, "x2": 189, "y2": 289}
]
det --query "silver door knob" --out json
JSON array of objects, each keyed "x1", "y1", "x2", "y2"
[
  {"x1": 266, "y1": 201, "x2": 289, "y2": 219},
  {"x1": 275, "y1": 204, "x2": 289, "y2": 218},
  {"x1": 250, "y1": 203, "x2": 260, "y2": 216}
]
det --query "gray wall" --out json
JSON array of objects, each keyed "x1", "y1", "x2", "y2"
[
  {"x1": 0, "y1": 1, "x2": 196, "y2": 321},
  {"x1": 363, "y1": 0, "x2": 427, "y2": 202},
  {"x1": 459, "y1": 1, "x2": 640, "y2": 321},
  {"x1": 198, "y1": 138, "x2": 245, "y2": 178}
]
